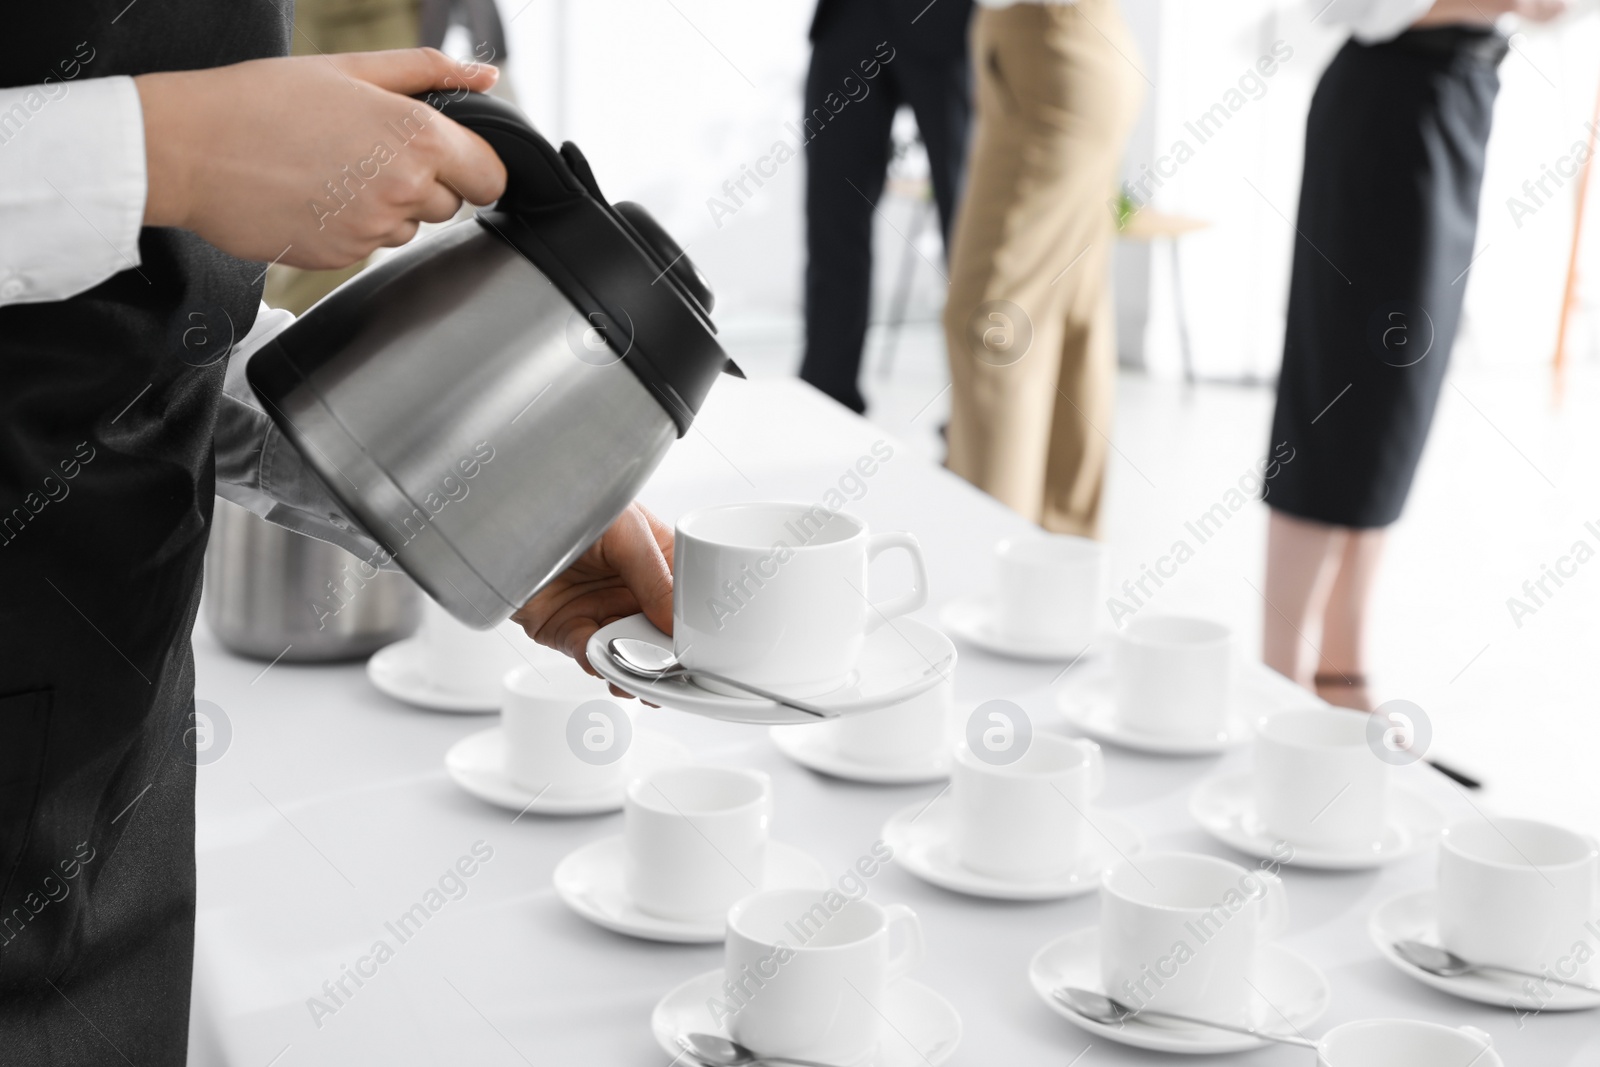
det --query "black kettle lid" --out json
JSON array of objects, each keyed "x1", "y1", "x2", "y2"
[{"x1": 420, "y1": 90, "x2": 741, "y2": 436}]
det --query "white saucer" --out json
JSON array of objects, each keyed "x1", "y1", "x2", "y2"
[
  {"x1": 1030, "y1": 926, "x2": 1331, "y2": 1053},
  {"x1": 769, "y1": 723, "x2": 951, "y2": 784},
  {"x1": 553, "y1": 836, "x2": 828, "y2": 943},
  {"x1": 1369, "y1": 890, "x2": 1600, "y2": 1011},
  {"x1": 1189, "y1": 773, "x2": 1445, "y2": 870},
  {"x1": 586, "y1": 613, "x2": 958, "y2": 725},
  {"x1": 652, "y1": 969, "x2": 961, "y2": 1067},
  {"x1": 443, "y1": 726, "x2": 688, "y2": 815},
  {"x1": 937, "y1": 595, "x2": 1098, "y2": 662},
  {"x1": 881, "y1": 795, "x2": 1143, "y2": 901},
  {"x1": 1055, "y1": 659, "x2": 1318, "y2": 755},
  {"x1": 367, "y1": 637, "x2": 502, "y2": 712}
]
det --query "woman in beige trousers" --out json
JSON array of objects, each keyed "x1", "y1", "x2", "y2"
[{"x1": 943, "y1": 0, "x2": 1144, "y2": 537}]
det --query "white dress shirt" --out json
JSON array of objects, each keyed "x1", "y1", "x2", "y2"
[
  {"x1": 0, "y1": 75, "x2": 145, "y2": 306},
  {"x1": 1319, "y1": 0, "x2": 1443, "y2": 43}
]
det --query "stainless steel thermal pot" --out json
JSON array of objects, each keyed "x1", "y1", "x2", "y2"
[
  {"x1": 204, "y1": 498, "x2": 421, "y2": 662},
  {"x1": 247, "y1": 92, "x2": 738, "y2": 627}
]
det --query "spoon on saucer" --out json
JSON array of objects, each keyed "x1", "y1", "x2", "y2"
[
  {"x1": 1395, "y1": 940, "x2": 1600, "y2": 994},
  {"x1": 607, "y1": 639, "x2": 835, "y2": 719},
  {"x1": 1052, "y1": 988, "x2": 1316, "y2": 1049},
  {"x1": 679, "y1": 1032, "x2": 840, "y2": 1067}
]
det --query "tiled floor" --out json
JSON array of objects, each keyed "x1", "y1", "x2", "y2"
[{"x1": 726, "y1": 317, "x2": 1600, "y2": 833}]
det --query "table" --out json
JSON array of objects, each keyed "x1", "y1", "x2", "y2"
[{"x1": 189, "y1": 378, "x2": 1600, "y2": 1066}]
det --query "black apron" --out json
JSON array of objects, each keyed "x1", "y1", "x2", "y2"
[
  {"x1": 1267, "y1": 27, "x2": 1506, "y2": 529},
  {"x1": 0, "y1": 5, "x2": 288, "y2": 1063}
]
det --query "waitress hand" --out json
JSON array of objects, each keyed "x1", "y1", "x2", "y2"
[
  {"x1": 136, "y1": 48, "x2": 508, "y2": 270},
  {"x1": 512, "y1": 503, "x2": 675, "y2": 694}
]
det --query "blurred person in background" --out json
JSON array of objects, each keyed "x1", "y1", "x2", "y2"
[
  {"x1": 1263, "y1": 0, "x2": 1569, "y2": 708},
  {"x1": 941, "y1": 0, "x2": 1144, "y2": 538},
  {"x1": 264, "y1": 0, "x2": 510, "y2": 314},
  {"x1": 800, "y1": 0, "x2": 974, "y2": 414}
]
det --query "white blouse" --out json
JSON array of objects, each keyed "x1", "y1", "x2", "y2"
[{"x1": 1317, "y1": 0, "x2": 1445, "y2": 43}]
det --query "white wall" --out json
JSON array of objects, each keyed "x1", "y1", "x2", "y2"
[
  {"x1": 1119, "y1": 0, "x2": 1321, "y2": 382},
  {"x1": 1460, "y1": 14, "x2": 1600, "y2": 370},
  {"x1": 493, "y1": 1, "x2": 1600, "y2": 377},
  {"x1": 502, "y1": 0, "x2": 816, "y2": 333}
]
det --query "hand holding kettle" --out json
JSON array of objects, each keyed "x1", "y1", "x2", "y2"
[
  {"x1": 242, "y1": 85, "x2": 738, "y2": 657},
  {"x1": 138, "y1": 46, "x2": 730, "y2": 680},
  {"x1": 137, "y1": 48, "x2": 508, "y2": 268}
]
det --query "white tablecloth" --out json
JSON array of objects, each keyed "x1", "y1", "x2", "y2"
[{"x1": 190, "y1": 379, "x2": 1600, "y2": 1066}]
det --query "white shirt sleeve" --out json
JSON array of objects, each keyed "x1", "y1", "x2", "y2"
[
  {"x1": 214, "y1": 305, "x2": 397, "y2": 567},
  {"x1": 1317, "y1": 0, "x2": 1439, "y2": 43},
  {"x1": 0, "y1": 75, "x2": 146, "y2": 307}
]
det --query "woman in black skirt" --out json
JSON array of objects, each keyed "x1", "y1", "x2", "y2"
[{"x1": 1263, "y1": 0, "x2": 1568, "y2": 708}]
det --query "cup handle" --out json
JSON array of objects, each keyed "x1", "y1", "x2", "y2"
[
  {"x1": 1077, "y1": 739, "x2": 1105, "y2": 800},
  {"x1": 1253, "y1": 869, "x2": 1291, "y2": 940},
  {"x1": 882, "y1": 903, "x2": 925, "y2": 985},
  {"x1": 863, "y1": 532, "x2": 929, "y2": 633}
]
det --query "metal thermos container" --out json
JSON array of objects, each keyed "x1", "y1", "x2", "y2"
[
  {"x1": 204, "y1": 497, "x2": 421, "y2": 662},
  {"x1": 246, "y1": 92, "x2": 738, "y2": 627}
]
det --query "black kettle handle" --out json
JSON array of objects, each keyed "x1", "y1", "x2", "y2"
[{"x1": 414, "y1": 90, "x2": 584, "y2": 214}]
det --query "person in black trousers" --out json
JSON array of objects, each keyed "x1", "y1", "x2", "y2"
[{"x1": 800, "y1": 0, "x2": 974, "y2": 413}]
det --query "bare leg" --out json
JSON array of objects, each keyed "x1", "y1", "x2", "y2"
[
  {"x1": 1262, "y1": 509, "x2": 1346, "y2": 688},
  {"x1": 1315, "y1": 527, "x2": 1387, "y2": 710}
]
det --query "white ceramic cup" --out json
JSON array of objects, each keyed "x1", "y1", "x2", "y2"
[
  {"x1": 674, "y1": 503, "x2": 928, "y2": 696},
  {"x1": 420, "y1": 597, "x2": 528, "y2": 698},
  {"x1": 835, "y1": 674, "x2": 953, "y2": 768},
  {"x1": 1100, "y1": 851, "x2": 1290, "y2": 1023},
  {"x1": 1112, "y1": 615, "x2": 1236, "y2": 737},
  {"x1": 623, "y1": 766, "x2": 772, "y2": 920},
  {"x1": 501, "y1": 660, "x2": 628, "y2": 794},
  {"x1": 1253, "y1": 707, "x2": 1390, "y2": 851},
  {"x1": 1437, "y1": 817, "x2": 1600, "y2": 976},
  {"x1": 1317, "y1": 1020, "x2": 1500, "y2": 1067},
  {"x1": 993, "y1": 535, "x2": 1106, "y2": 650},
  {"x1": 952, "y1": 734, "x2": 1104, "y2": 880},
  {"x1": 724, "y1": 888, "x2": 925, "y2": 1065}
]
